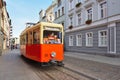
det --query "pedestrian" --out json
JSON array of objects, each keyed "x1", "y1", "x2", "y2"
[
  {"x1": 11, "y1": 45, "x2": 13, "y2": 50},
  {"x1": 0, "y1": 45, "x2": 2, "y2": 56}
]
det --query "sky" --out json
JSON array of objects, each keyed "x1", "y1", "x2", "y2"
[{"x1": 5, "y1": 0, "x2": 53, "y2": 38}]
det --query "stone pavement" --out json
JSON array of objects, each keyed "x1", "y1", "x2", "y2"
[
  {"x1": 0, "y1": 49, "x2": 41, "y2": 80},
  {"x1": 65, "y1": 52, "x2": 120, "y2": 66},
  {"x1": 0, "y1": 49, "x2": 120, "y2": 80},
  {"x1": 64, "y1": 52, "x2": 120, "y2": 80}
]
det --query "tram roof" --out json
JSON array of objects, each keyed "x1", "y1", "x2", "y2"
[{"x1": 20, "y1": 22, "x2": 63, "y2": 36}]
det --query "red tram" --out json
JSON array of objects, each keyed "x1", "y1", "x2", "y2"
[{"x1": 20, "y1": 22, "x2": 64, "y2": 66}]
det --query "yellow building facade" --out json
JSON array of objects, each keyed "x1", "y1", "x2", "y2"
[{"x1": 0, "y1": 0, "x2": 11, "y2": 55}]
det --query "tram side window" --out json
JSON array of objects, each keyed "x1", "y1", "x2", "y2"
[
  {"x1": 28, "y1": 31, "x2": 33, "y2": 44},
  {"x1": 20, "y1": 35, "x2": 26, "y2": 45},
  {"x1": 20, "y1": 38, "x2": 22, "y2": 45},
  {"x1": 43, "y1": 30, "x2": 62, "y2": 44},
  {"x1": 33, "y1": 29, "x2": 40, "y2": 44},
  {"x1": 23, "y1": 35, "x2": 26, "y2": 44},
  {"x1": 26, "y1": 33, "x2": 28, "y2": 44}
]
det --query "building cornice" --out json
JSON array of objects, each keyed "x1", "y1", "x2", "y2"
[{"x1": 83, "y1": 0, "x2": 94, "y2": 8}]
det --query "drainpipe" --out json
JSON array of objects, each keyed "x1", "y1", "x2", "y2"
[{"x1": 0, "y1": 14, "x2": 2, "y2": 56}]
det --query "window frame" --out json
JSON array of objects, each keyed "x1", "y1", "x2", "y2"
[
  {"x1": 58, "y1": 0, "x2": 62, "y2": 7},
  {"x1": 86, "y1": 7, "x2": 93, "y2": 20},
  {"x1": 100, "y1": 1, "x2": 107, "y2": 18},
  {"x1": 98, "y1": 1, "x2": 107, "y2": 19},
  {"x1": 86, "y1": 32, "x2": 93, "y2": 47},
  {"x1": 33, "y1": 28, "x2": 40, "y2": 44},
  {"x1": 76, "y1": 34, "x2": 82, "y2": 46},
  {"x1": 58, "y1": 9, "x2": 60, "y2": 17},
  {"x1": 77, "y1": 13, "x2": 81, "y2": 25},
  {"x1": 69, "y1": 0, "x2": 74, "y2": 11},
  {"x1": 62, "y1": 7, "x2": 64, "y2": 15},
  {"x1": 98, "y1": 30, "x2": 107, "y2": 47},
  {"x1": 69, "y1": 16, "x2": 73, "y2": 26},
  {"x1": 43, "y1": 30, "x2": 62, "y2": 44},
  {"x1": 55, "y1": 12, "x2": 57, "y2": 19},
  {"x1": 69, "y1": 35, "x2": 74, "y2": 46}
]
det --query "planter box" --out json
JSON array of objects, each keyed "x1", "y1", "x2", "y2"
[
  {"x1": 76, "y1": 2, "x2": 81, "y2": 8},
  {"x1": 68, "y1": 25, "x2": 73, "y2": 29},
  {"x1": 85, "y1": 20, "x2": 92, "y2": 24}
]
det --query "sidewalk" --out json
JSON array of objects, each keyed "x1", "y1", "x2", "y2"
[
  {"x1": 0, "y1": 49, "x2": 41, "y2": 80},
  {"x1": 65, "y1": 52, "x2": 120, "y2": 66}
]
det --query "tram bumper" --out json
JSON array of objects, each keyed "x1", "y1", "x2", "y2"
[{"x1": 49, "y1": 59, "x2": 64, "y2": 66}]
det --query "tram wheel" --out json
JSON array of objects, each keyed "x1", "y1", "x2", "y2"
[{"x1": 57, "y1": 61, "x2": 64, "y2": 67}]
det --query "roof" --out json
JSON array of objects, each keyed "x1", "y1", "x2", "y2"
[{"x1": 20, "y1": 22, "x2": 63, "y2": 36}]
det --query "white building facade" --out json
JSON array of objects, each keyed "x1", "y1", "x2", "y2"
[
  {"x1": 39, "y1": 1, "x2": 56, "y2": 23},
  {"x1": 64, "y1": 0, "x2": 120, "y2": 55},
  {"x1": 53, "y1": 0, "x2": 66, "y2": 29}
]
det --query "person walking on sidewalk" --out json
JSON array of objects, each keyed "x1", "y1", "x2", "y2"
[
  {"x1": 11, "y1": 45, "x2": 13, "y2": 50},
  {"x1": 0, "y1": 45, "x2": 2, "y2": 56}
]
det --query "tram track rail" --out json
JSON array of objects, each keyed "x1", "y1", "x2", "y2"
[
  {"x1": 61, "y1": 66, "x2": 98, "y2": 80},
  {"x1": 37, "y1": 66, "x2": 77, "y2": 80},
  {"x1": 31, "y1": 64, "x2": 99, "y2": 80},
  {"x1": 21, "y1": 56, "x2": 99, "y2": 80}
]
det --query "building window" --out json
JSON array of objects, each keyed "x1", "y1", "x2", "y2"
[
  {"x1": 99, "y1": 30, "x2": 107, "y2": 47},
  {"x1": 58, "y1": 0, "x2": 61, "y2": 7},
  {"x1": 69, "y1": 16, "x2": 73, "y2": 26},
  {"x1": 49, "y1": 16, "x2": 52, "y2": 21},
  {"x1": 100, "y1": 1, "x2": 107, "y2": 18},
  {"x1": 55, "y1": 12, "x2": 57, "y2": 19},
  {"x1": 58, "y1": 9, "x2": 60, "y2": 17},
  {"x1": 62, "y1": 7, "x2": 64, "y2": 15},
  {"x1": 69, "y1": 35, "x2": 74, "y2": 46},
  {"x1": 69, "y1": 0, "x2": 74, "y2": 10},
  {"x1": 87, "y1": 8, "x2": 92, "y2": 20},
  {"x1": 86, "y1": 32, "x2": 93, "y2": 46},
  {"x1": 76, "y1": 34, "x2": 82, "y2": 46},
  {"x1": 77, "y1": 13, "x2": 81, "y2": 25},
  {"x1": 62, "y1": 22, "x2": 64, "y2": 27}
]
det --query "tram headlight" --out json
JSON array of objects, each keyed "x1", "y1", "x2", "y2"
[{"x1": 51, "y1": 52, "x2": 56, "y2": 58}]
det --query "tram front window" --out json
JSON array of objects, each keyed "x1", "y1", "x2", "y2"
[{"x1": 43, "y1": 30, "x2": 62, "y2": 44}]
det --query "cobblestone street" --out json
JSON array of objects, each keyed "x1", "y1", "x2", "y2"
[
  {"x1": 0, "y1": 49, "x2": 120, "y2": 80},
  {"x1": 64, "y1": 55, "x2": 120, "y2": 80},
  {"x1": 1, "y1": 0, "x2": 120, "y2": 80}
]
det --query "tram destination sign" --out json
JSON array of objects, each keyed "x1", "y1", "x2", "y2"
[{"x1": 44, "y1": 26, "x2": 60, "y2": 31}]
